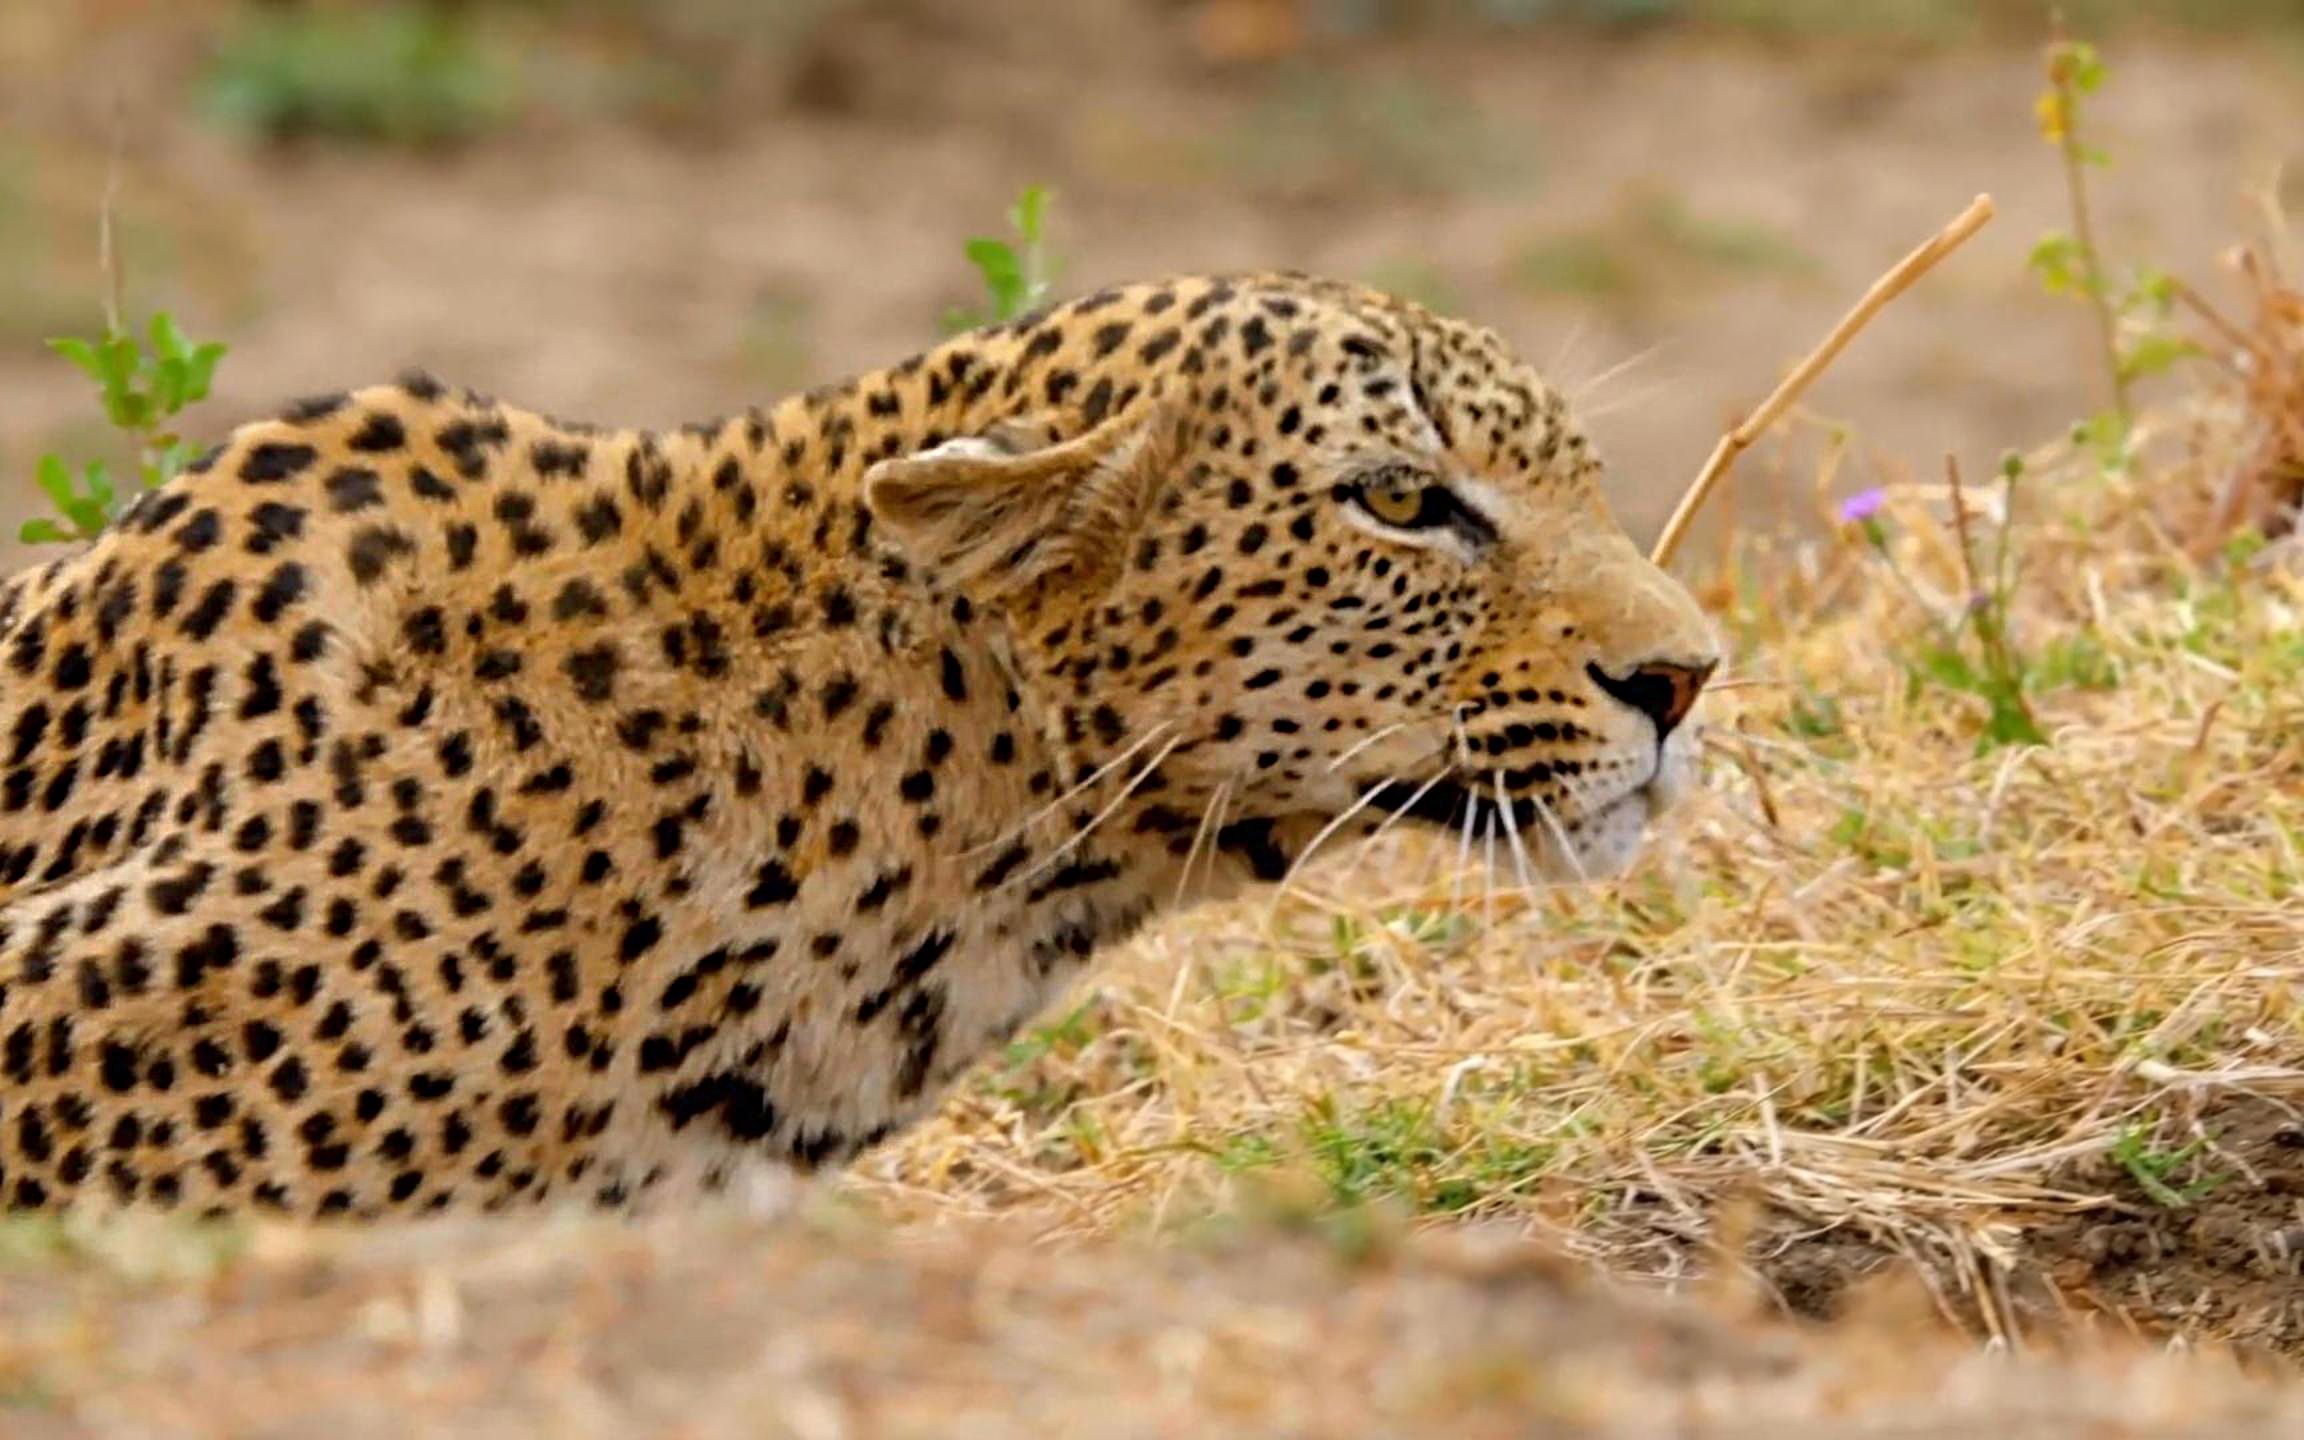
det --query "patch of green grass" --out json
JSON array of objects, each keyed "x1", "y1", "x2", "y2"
[
  {"x1": 1514, "y1": 234, "x2": 1638, "y2": 300},
  {"x1": 201, "y1": 2, "x2": 522, "y2": 148},
  {"x1": 2109, "y1": 1123, "x2": 2229, "y2": 1209},
  {"x1": 1217, "y1": 1095, "x2": 1558, "y2": 1217}
]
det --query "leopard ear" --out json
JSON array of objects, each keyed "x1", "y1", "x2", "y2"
[{"x1": 864, "y1": 402, "x2": 1181, "y2": 601}]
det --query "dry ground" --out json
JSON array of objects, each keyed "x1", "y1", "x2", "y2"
[
  {"x1": 7, "y1": 3, "x2": 2304, "y2": 1434},
  {"x1": 6, "y1": 1204, "x2": 2304, "y2": 1438}
]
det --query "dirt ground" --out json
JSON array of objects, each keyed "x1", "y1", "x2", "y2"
[
  {"x1": 7, "y1": 1202, "x2": 2304, "y2": 1438},
  {"x1": 7, "y1": 4, "x2": 2304, "y2": 1431},
  {"x1": 4, "y1": 1, "x2": 2302, "y2": 567},
  {"x1": 1748, "y1": 1095, "x2": 2304, "y2": 1360}
]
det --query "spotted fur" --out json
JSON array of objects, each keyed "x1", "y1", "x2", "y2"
[{"x1": 0, "y1": 273, "x2": 1716, "y2": 1216}]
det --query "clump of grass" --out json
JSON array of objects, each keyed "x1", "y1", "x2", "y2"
[
  {"x1": 1836, "y1": 451, "x2": 2047, "y2": 753},
  {"x1": 201, "y1": 1, "x2": 520, "y2": 149}
]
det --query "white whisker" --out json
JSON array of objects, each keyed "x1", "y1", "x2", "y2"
[
  {"x1": 1326, "y1": 720, "x2": 1421, "y2": 774},
  {"x1": 1010, "y1": 732, "x2": 1186, "y2": 889},
  {"x1": 1565, "y1": 339, "x2": 1672, "y2": 406},
  {"x1": 1527, "y1": 790, "x2": 1588, "y2": 885},
  {"x1": 1282, "y1": 773, "x2": 1417, "y2": 891},
  {"x1": 1493, "y1": 769, "x2": 1542, "y2": 894},
  {"x1": 960, "y1": 721, "x2": 1177, "y2": 859},
  {"x1": 1450, "y1": 779, "x2": 1481, "y2": 914},
  {"x1": 1480, "y1": 807, "x2": 1499, "y2": 933}
]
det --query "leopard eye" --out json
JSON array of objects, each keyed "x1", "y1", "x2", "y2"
[
  {"x1": 1350, "y1": 467, "x2": 1461, "y2": 532},
  {"x1": 1357, "y1": 470, "x2": 1426, "y2": 527}
]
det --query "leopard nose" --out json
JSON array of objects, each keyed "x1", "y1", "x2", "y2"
[{"x1": 1585, "y1": 659, "x2": 1715, "y2": 741}]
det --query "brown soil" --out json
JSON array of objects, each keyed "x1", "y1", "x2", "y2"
[
  {"x1": 6, "y1": 1204, "x2": 2304, "y2": 1438},
  {"x1": 1736, "y1": 1096, "x2": 2304, "y2": 1363}
]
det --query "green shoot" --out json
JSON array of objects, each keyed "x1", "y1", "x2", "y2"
[
  {"x1": 22, "y1": 312, "x2": 228, "y2": 546},
  {"x1": 942, "y1": 185, "x2": 1057, "y2": 334}
]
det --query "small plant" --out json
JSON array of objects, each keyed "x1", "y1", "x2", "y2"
[
  {"x1": 941, "y1": 186, "x2": 1057, "y2": 334},
  {"x1": 2027, "y1": 29, "x2": 2200, "y2": 448},
  {"x1": 21, "y1": 313, "x2": 228, "y2": 546},
  {"x1": 1841, "y1": 453, "x2": 2047, "y2": 754},
  {"x1": 2109, "y1": 1123, "x2": 2228, "y2": 1209}
]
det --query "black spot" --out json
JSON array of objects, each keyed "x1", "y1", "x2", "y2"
[
  {"x1": 239, "y1": 442, "x2": 317, "y2": 484},
  {"x1": 347, "y1": 526, "x2": 417, "y2": 586},
  {"x1": 564, "y1": 645, "x2": 620, "y2": 703},
  {"x1": 349, "y1": 412, "x2": 407, "y2": 452},
  {"x1": 325, "y1": 467, "x2": 385, "y2": 513}
]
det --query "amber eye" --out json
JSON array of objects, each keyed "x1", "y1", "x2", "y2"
[{"x1": 1351, "y1": 467, "x2": 1456, "y2": 530}]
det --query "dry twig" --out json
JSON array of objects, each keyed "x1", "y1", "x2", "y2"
[{"x1": 1651, "y1": 194, "x2": 1996, "y2": 568}]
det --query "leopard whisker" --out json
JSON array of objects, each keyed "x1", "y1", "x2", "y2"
[
  {"x1": 959, "y1": 720, "x2": 1178, "y2": 860},
  {"x1": 1449, "y1": 775, "x2": 1482, "y2": 914},
  {"x1": 1010, "y1": 731, "x2": 1187, "y2": 889},
  {"x1": 1527, "y1": 789, "x2": 1588, "y2": 886},
  {"x1": 1479, "y1": 804, "x2": 1499, "y2": 933},
  {"x1": 1325, "y1": 719, "x2": 1427, "y2": 774},
  {"x1": 1282, "y1": 771, "x2": 1424, "y2": 893},
  {"x1": 1352, "y1": 767, "x2": 1457, "y2": 861},
  {"x1": 1493, "y1": 769, "x2": 1542, "y2": 894}
]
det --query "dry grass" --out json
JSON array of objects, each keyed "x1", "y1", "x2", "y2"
[{"x1": 854, "y1": 387, "x2": 2304, "y2": 1350}]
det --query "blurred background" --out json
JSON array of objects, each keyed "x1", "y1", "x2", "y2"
[{"x1": 4, "y1": 0, "x2": 2302, "y2": 573}]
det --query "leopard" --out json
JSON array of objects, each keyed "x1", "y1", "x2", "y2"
[{"x1": 0, "y1": 271, "x2": 1718, "y2": 1217}]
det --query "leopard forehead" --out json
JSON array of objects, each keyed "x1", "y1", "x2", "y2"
[{"x1": 0, "y1": 270, "x2": 1712, "y2": 1221}]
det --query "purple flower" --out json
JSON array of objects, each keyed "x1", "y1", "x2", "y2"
[{"x1": 1838, "y1": 488, "x2": 1885, "y2": 524}]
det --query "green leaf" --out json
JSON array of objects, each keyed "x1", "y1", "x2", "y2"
[
  {"x1": 1977, "y1": 684, "x2": 2047, "y2": 753},
  {"x1": 17, "y1": 518, "x2": 73, "y2": 546},
  {"x1": 45, "y1": 336, "x2": 106, "y2": 384},
  {"x1": 964, "y1": 237, "x2": 1026, "y2": 317},
  {"x1": 2117, "y1": 332, "x2": 2200, "y2": 384},
  {"x1": 98, "y1": 333, "x2": 140, "y2": 394},
  {"x1": 186, "y1": 342, "x2": 228, "y2": 401},
  {"x1": 1009, "y1": 184, "x2": 1049, "y2": 244},
  {"x1": 1916, "y1": 644, "x2": 1980, "y2": 694},
  {"x1": 149, "y1": 311, "x2": 193, "y2": 365},
  {"x1": 2131, "y1": 268, "x2": 2179, "y2": 313},
  {"x1": 2027, "y1": 232, "x2": 2081, "y2": 295},
  {"x1": 2068, "y1": 43, "x2": 2107, "y2": 94},
  {"x1": 34, "y1": 453, "x2": 75, "y2": 510},
  {"x1": 82, "y1": 460, "x2": 115, "y2": 512},
  {"x1": 106, "y1": 389, "x2": 154, "y2": 432},
  {"x1": 154, "y1": 356, "x2": 190, "y2": 415},
  {"x1": 63, "y1": 498, "x2": 108, "y2": 538}
]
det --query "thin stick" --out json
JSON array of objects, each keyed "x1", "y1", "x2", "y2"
[{"x1": 1650, "y1": 193, "x2": 1996, "y2": 569}]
